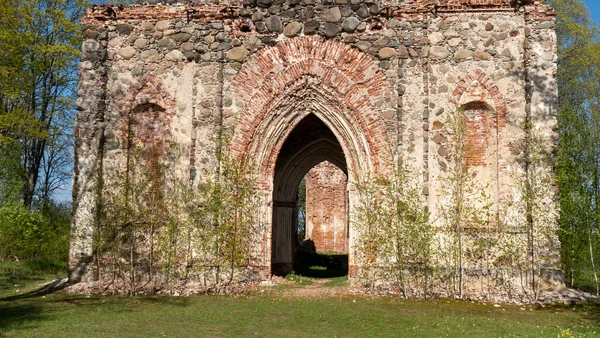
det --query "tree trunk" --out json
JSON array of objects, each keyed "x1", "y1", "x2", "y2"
[{"x1": 587, "y1": 215, "x2": 599, "y2": 296}]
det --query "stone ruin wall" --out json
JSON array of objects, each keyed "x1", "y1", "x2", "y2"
[
  {"x1": 71, "y1": 0, "x2": 561, "y2": 295},
  {"x1": 305, "y1": 161, "x2": 348, "y2": 253}
]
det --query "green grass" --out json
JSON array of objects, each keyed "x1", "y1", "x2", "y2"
[
  {"x1": 322, "y1": 275, "x2": 349, "y2": 287},
  {"x1": 0, "y1": 260, "x2": 66, "y2": 297},
  {"x1": 1, "y1": 261, "x2": 599, "y2": 337},
  {"x1": 284, "y1": 273, "x2": 314, "y2": 286}
]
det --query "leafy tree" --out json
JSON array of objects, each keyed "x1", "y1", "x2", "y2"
[
  {"x1": 549, "y1": 0, "x2": 600, "y2": 294},
  {"x1": 354, "y1": 157, "x2": 433, "y2": 295},
  {"x1": 0, "y1": 0, "x2": 84, "y2": 208},
  {"x1": 0, "y1": 0, "x2": 84, "y2": 266}
]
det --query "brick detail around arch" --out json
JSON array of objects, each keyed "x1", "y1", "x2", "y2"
[
  {"x1": 230, "y1": 36, "x2": 391, "y2": 179},
  {"x1": 450, "y1": 69, "x2": 507, "y2": 130},
  {"x1": 118, "y1": 74, "x2": 178, "y2": 165}
]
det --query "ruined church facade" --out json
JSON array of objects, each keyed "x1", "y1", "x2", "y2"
[{"x1": 71, "y1": 0, "x2": 563, "y2": 296}]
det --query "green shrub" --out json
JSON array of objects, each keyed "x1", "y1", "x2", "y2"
[{"x1": 0, "y1": 202, "x2": 70, "y2": 261}]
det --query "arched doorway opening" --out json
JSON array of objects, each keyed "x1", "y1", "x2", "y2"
[
  {"x1": 228, "y1": 37, "x2": 394, "y2": 280},
  {"x1": 271, "y1": 114, "x2": 348, "y2": 277}
]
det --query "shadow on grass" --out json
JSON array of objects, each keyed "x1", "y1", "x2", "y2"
[
  {"x1": 0, "y1": 302, "x2": 48, "y2": 332},
  {"x1": 293, "y1": 252, "x2": 348, "y2": 278},
  {"x1": 0, "y1": 278, "x2": 70, "y2": 302},
  {"x1": 0, "y1": 283, "x2": 194, "y2": 333},
  {"x1": 574, "y1": 300, "x2": 600, "y2": 324}
]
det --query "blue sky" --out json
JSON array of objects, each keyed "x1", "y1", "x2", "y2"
[{"x1": 583, "y1": 0, "x2": 600, "y2": 23}]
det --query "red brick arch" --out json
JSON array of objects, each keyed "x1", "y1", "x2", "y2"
[
  {"x1": 450, "y1": 69, "x2": 507, "y2": 130},
  {"x1": 450, "y1": 70, "x2": 508, "y2": 167},
  {"x1": 117, "y1": 74, "x2": 178, "y2": 170},
  {"x1": 230, "y1": 36, "x2": 392, "y2": 188},
  {"x1": 121, "y1": 74, "x2": 177, "y2": 118}
]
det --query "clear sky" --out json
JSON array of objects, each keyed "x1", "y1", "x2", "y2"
[{"x1": 583, "y1": 0, "x2": 600, "y2": 23}]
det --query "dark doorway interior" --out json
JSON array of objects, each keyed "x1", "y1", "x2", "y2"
[{"x1": 271, "y1": 114, "x2": 349, "y2": 278}]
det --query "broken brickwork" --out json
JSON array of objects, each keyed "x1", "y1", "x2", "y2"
[
  {"x1": 71, "y1": 0, "x2": 563, "y2": 298},
  {"x1": 305, "y1": 161, "x2": 348, "y2": 253}
]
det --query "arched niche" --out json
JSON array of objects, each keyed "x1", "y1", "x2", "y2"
[
  {"x1": 120, "y1": 103, "x2": 172, "y2": 200},
  {"x1": 452, "y1": 71, "x2": 508, "y2": 211}
]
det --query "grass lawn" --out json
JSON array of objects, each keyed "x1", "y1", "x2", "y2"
[{"x1": 1, "y1": 261, "x2": 599, "y2": 337}]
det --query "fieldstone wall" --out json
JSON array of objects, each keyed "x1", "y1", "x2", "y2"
[{"x1": 71, "y1": 0, "x2": 562, "y2": 299}]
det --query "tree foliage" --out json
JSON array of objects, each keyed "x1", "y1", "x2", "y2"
[
  {"x1": 353, "y1": 157, "x2": 433, "y2": 296},
  {"x1": 0, "y1": 0, "x2": 84, "y2": 264},
  {"x1": 0, "y1": 201, "x2": 71, "y2": 261},
  {"x1": 549, "y1": 0, "x2": 600, "y2": 294},
  {"x1": 0, "y1": 0, "x2": 84, "y2": 208},
  {"x1": 94, "y1": 135, "x2": 260, "y2": 294}
]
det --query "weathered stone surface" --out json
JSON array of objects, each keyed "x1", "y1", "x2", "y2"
[
  {"x1": 355, "y1": 41, "x2": 371, "y2": 52},
  {"x1": 255, "y1": 21, "x2": 267, "y2": 33},
  {"x1": 157, "y1": 37, "x2": 176, "y2": 49},
  {"x1": 454, "y1": 49, "x2": 474, "y2": 59},
  {"x1": 171, "y1": 33, "x2": 191, "y2": 42},
  {"x1": 437, "y1": 146, "x2": 449, "y2": 157},
  {"x1": 429, "y1": 46, "x2": 451, "y2": 58},
  {"x1": 283, "y1": 21, "x2": 303, "y2": 37},
  {"x1": 140, "y1": 49, "x2": 158, "y2": 60},
  {"x1": 252, "y1": 11, "x2": 264, "y2": 21},
  {"x1": 378, "y1": 47, "x2": 395, "y2": 59},
  {"x1": 73, "y1": 2, "x2": 562, "y2": 302},
  {"x1": 155, "y1": 20, "x2": 170, "y2": 31},
  {"x1": 82, "y1": 40, "x2": 100, "y2": 53},
  {"x1": 226, "y1": 46, "x2": 249, "y2": 61},
  {"x1": 356, "y1": 22, "x2": 367, "y2": 33},
  {"x1": 118, "y1": 46, "x2": 136, "y2": 59},
  {"x1": 265, "y1": 15, "x2": 283, "y2": 33},
  {"x1": 493, "y1": 32, "x2": 508, "y2": 41},
  {"x1": 448, "y1": 38, "x2": 462, "y2": 47},
  {"x1": 116, "y1": 23, "x2": 135, "y2": 35},
  {"x1": 243, "y1": 36, "x2": 262, "y2": 50},
  {"x1": 369, "y1": 4, "x2": 380, "y2": 15},
  {"x1": 141, "y1": 22, "x2": 154, "y2": 31},
  {"x1": 356, "y1": 5, "x2": 369, "y2": 19},
  {"x1": 433, "y1": 133, "x2": 445, "y2": 144},
  {"x1": 322, "y1": 7, "x2": 341, "y2": 22},
  {"x1": 386, "y1": 18, "x2": 400, "y2": 29},
  {"x1": 372, "y1": 37, "x2": 388, "y2": 48},
  {"x1": 134, "y1": 38, "x2": 148, "y2": 49},
  {"x1": 397, "y1": 45, "x2": 409, "y2": 59},
  {"x1": 304, "y1": 20, "x2": 319, "y2": 35},
  {"x1": 181, "y1": 42, "x2": 195, "y2": 51},
  {"x1": 324, "y1": 23, "x2": 341, "y2": 38},
  {"x1": 474, "y1": 50, "x2": 492, "y2": 60},
  {"x1": 341, "y1": 17, "x2": 360, "y2": 33},
  {"x1": 165, "y1": 50, "x2": 185, "y2": 61},
  {"x1": 257, "y1": 0, "x2": 271, "y2": 7}
]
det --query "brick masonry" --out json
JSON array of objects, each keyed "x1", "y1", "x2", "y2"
[{"x1": 305, "y1": 161, "x2": 348, "y2": 253}]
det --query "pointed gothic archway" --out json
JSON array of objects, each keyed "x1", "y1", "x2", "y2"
[
  {"x1": 229, "y1": 36, "x2": 393, "y2": 278},
  {"x1": 271, "y1": 114, "x2": 348, "y2": 274}
]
